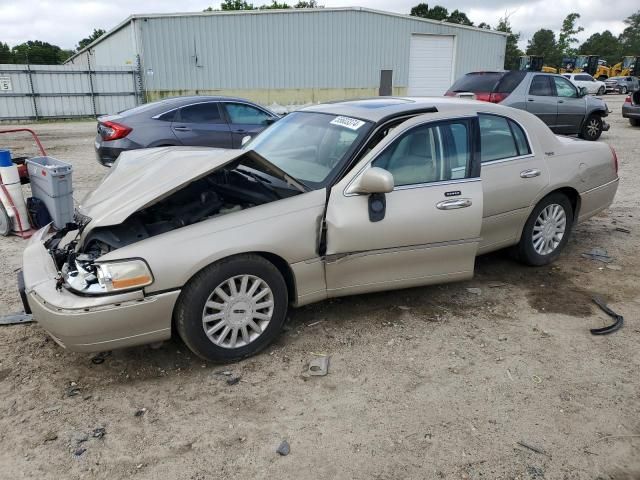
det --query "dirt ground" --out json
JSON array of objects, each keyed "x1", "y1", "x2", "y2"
[{"x1": 0, "y1": 96, "x2": 638, "y2": 480}]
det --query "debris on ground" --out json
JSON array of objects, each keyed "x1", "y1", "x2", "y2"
[
  {"x1": 615, "y1": 227, "x2": 631, "y2": 234},
  {"x1": 216, "y1": 370, "x2": 233, "y2": 376},
  {"x1": 307, "y1": 355, "x2": 330, "y2": 376},
  {"x1": 73, "y1": 447, "x2": 86, "y2": 457},
  {"x1": 590, "y1": 297, "x2": 624, "y2": 335},
  {"x1": 90, "y1": 351, "x2": 112, "y2": 365},
  {"x1": 606, "y1": 264, "x2": 622, "y2": 271},
  {"x1": 72, "y1": 432, "x2": 89, "y2": 445},
  {"x1": 581, "y1": 248, "x2": 613, "y2": 263},
  {"x1": 92, "y1": 427, "x2": 106, "y2": 439},
  {"x1": 276, "y1": 439, "x2": 290, "y2": 456},
  {"x1": 227, "y1": 376, "x2": 241, "y2": 386},
  {"x1": 488, "y1": 282, "x2": 508, "y2": 288},
  {"x1": 306, "y1": 320, "x2": 324, "y2": 327},
  {"x1": 135, "y1": 408, "x2": 147, "y2": 417},
  {"x1": 0, "y1": 311, "x2": 33, "y2": 326},
  {"x1": 466, "y1": 288, "x2": 482, "y2": 295},
  {"x1": 65, "y1": 383, "x2": 81, "y2": 397},
  {"x1": 517, "y1": 440, "x2": 552, "y2": 458}
]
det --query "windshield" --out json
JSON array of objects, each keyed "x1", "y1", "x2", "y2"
[
  {"x1": 575, "y1": 56, "x2": 588, "y2": 68},
  {"x1": 623, "y1": 57, "x2": 634, "y2": 68},
  {"x1": 247, "y1": 111, "x2": 372, "y2": 188}
]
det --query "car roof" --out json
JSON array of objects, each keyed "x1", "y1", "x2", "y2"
[
  {"x1": 116, "y1": 95, "x2": 270, "y2": 118},
  {"x1": 299, "y1": 97, "x2": 498, "y2": 123}
]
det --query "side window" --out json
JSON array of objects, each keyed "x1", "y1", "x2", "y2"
[
  {"x1": 372, "y1": 121, "x2": 471, "y2": 186},
  {"x1": 225, "y1": 103, "x2": 271, "y2": 125},
  {"x1": 178, "y1": 103, "x2": 223, "y2": 123},
  {"x1": 553, "y1": 76, "x2": 578, "y2": 98},
  {"x1": 529, "y1": 75, "x2": 553, "y2": 96},
  {"x1": 157, "y1": 110, "x2": 177, "y2": 122},
  {"x1": 479, "y1": 114, "x2": 531, "y2": 162}
]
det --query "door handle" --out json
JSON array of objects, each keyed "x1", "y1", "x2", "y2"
[
  {"x1": 527, "y1": 98, "x2": 535, "y2": 102},
  {"x1": 436, "y1": 198, "x2": 472, "y2": 210},
  {"x1": 520, "y1": 169, "x2": 541, "y2": 178},
  {"x1": 173, "y1": 126, "x2": 191, "y2": 131},
  {"x1": 558, "y1": 100, "x2": 564, "y2": 104},
  {"x1": 234, "y1": 129, "x2": 247, "y2": 134}
]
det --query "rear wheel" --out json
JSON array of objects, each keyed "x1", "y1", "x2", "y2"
[
  {"x1": 579, "y1": 114, "x2": 603, "y2": 141},
  {"x1": 620, "y1": 86, "x2": 628, "y2": 95},
  {"x1": 630, "y1": 118, "x2": 640, "y2": 127},
  {"x1": 516, "y1": 193, "x2": 573, "y2": 266},
  {"x1": 175, "y1": 255, "x2": 288, "y2": 362}
]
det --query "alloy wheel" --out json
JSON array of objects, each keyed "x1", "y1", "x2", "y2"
[
  {"x1": 201, "y1": 274, "x2": 274, "y2": 349},
  {"x1": 586, "y1": 118, "x2": 600, "y2": 138},
  {"x1": 532, "y1": 204, "x2": 567, "y2": 256}
]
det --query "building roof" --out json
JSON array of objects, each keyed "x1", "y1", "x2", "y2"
[{"x1": 65, "y1": 7, "x2": 507, "y2": 64}]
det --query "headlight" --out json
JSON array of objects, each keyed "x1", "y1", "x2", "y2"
[{"x1": 96, "y1": 260, "x2": 153, "y2": 293}]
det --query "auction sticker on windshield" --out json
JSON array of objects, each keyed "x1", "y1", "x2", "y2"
[{"x1": 330, "y1": 116, "x2": 365, "y2": 131}]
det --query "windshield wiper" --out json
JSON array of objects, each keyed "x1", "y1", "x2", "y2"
[{"x1": 237, "y1": 169, "x2": 283, "y2": 199}]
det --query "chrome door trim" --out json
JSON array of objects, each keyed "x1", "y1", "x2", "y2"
[
  {"x1": 436, "y1": 198, "x2": 472, "y2": 210},
  {"x1": 520, "y1": 169, "x2": 542, "y2": 178}
]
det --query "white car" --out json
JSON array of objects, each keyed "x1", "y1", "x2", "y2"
[{"x1": 563, "y1": 73, "x2": 606, "y2": 95}]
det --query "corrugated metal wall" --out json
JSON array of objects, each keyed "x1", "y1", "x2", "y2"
[
  {"x1": 66, "y1": 23, "x2": 137, "y2": 68},
  {"x1": 0, "y1": 64, "x2": 140, "y2": 121},
  {"x1": 136, "y1": 9, "x2": 506, "y2": 97}
]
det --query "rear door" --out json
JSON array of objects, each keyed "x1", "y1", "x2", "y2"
[
  {"x1": 324, "y1": 115, "x2": 483, "y2": 297},
  {"x1": 171, "y1": 102, "x2": 233, "y2": 148},
  {"x1": 221, "y1": 102, "x2": 276, "y2": 148},
  {"x1": 552, "y1": 75, "x2": 585, "y2": 134},
  {"x1": 525, "y1": 74, "x2": 558, "y2": 128}
]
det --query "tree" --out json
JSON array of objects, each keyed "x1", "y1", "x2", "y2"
[
  {"x1": 579, "y1": 31, "x2": 622, "y2": 65},
  {"x1": 496, "y1": 15, "x2": 523, "y2": 70},
  {"x1": 220, "y1": 0, "x2": 255, "y2": 10},
  {"x1": 410, "y1": 4, "x2": 448, "y2": 21},
  {"x1": 259, "y1": 0, "x2": 291, "y2": 8},
  {"x1": 447, "y1": 9, "x2": 473, "y2": 26},
  {"x1": 619, "y1": 10, "x2": 640, "y2": 53},
  {"x1": 478, "y1": 22, "x2": 491, "y2": 30},
  {"x1": 527, "y1": 29, "x2": 561, "y2": 67},
  {"x1": 0, "y1": 42, "x2": 14, "y2": 63},
  {"x1": 557, "y1": 13, "x2": 583, "y2": 59},
  {"x1": 294, "y1": 0, "x2": 321, "y2": 7},
  {"x1": 10, "y1": 40, "x2": 72, "y2": 64},
  {"x1": 77, "y1": 28, "x2": 106, "y2": 50}
]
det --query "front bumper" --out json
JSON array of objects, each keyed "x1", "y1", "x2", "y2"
[{"x1": 20, "y1": 226, "x2": 178, "y2": 352}]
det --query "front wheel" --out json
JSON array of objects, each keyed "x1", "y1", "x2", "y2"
[
  {"x1": 579, "y1": 114, "x2": 603, "y2": 141},
  {"x1": 597, "y1": 86, "x2": 605, "y2": 95},
  {"x1": 175, "y1": 255, "x2": 288, "y2": 362},
  {"x1": 620, "y1": 86, "x2": 628, "y2": 95},
  {"x1": 516, "y1": 193, "x2": 573, "y2": 266}
]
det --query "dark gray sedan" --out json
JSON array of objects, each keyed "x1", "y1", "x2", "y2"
[
  {"x1": 446, "y1": 71, "x2": 610, "y2": 140},
  {"x1": 95, "y1": 96, "x2": 279, "y2": 166},
  {"x1": 623, "y1": 90, "x2": 640, "y2": 126}
]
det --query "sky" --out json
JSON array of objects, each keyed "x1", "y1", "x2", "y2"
[{"x1": 0, "y1": 0, "x2": 636, "y2": 51}]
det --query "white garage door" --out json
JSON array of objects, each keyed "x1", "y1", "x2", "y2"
[{"x1": 408, "y1": 35, "x2": 455, "y2": 96}]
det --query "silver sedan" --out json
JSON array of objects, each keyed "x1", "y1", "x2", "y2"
[{"x1": 20, "y1": 97, "x2": 619, "y2": 362}]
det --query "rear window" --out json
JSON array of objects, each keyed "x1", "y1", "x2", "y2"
[{"x1": 449, "y1": 71, "x2": 526, "y2": 93}]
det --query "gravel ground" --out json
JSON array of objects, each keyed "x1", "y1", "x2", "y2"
[{"x1": 0, "y1": 96, "x2": 638, "y2": 480}]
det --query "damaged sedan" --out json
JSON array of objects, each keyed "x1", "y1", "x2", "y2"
[{"x1": 19, "y1": 98, "x2": 619, "y2": 362}]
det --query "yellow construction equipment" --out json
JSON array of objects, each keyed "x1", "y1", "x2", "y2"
[
  {"x1": 611, "y1": 56, "x2": 640, "y2": 77},
  {"x1": 571, "y1": 55, "x2": 610, "y2": 80},
  {"x1": 519, "y1": 56, "x2": 557, "y2": 73}
]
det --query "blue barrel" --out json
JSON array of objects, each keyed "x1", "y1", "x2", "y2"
[{"x1": 0, "y1": 149, "x2": 11, "y2": 167}]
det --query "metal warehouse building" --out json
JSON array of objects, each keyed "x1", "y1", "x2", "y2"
[{"x1": 66, "y1": 7, "x2": 507, "y2": 106}]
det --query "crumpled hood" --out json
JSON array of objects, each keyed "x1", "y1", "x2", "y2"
[{"x1": 78, "y1": 146, "x2": 244, "y2": 230}]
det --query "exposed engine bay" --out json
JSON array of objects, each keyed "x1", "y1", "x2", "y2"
[{"x1": 45, "y1": 162, "x2": 301, "y2": 294}]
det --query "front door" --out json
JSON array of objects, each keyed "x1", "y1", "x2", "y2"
[
  {"x1": 552, "y1": 75, "x2": 586, "y2": 134},
  {"x1": 222, "y1": 102, "x2": 275, "y2": 148},
  {"x1": 171, "y1": 102, "x2": 233, "y2": 148},
  {"x1": 324, "y1": 115, "x2": 483, "y2": 297},
  {"x1": 525, "y1": 74, "x2": 558, "y2": 128}
]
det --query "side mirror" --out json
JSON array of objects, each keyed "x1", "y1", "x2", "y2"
[
  {"x1": 349, "y1": 167, "x2": 394, "y2": 195},
  {"x1": 578, "y1": 86, "x2": 588, "y2": 97},
  {"x1": 264, "y1": 117, "x2": 278, "y2": 125},
  {"x1": 241, "y1": 135, "x2": 252, "y2": 147}
]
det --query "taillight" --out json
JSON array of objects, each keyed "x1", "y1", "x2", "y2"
[
  {"x1": 610, "y1": 145, "x2": 618, "y2": 174},
  {"x1": 99, "y1": 121, "x2": 132, "y2": 141},
  {"x1": 473, "y1": 92, "x2": 508, "y2": 103},
  {"x1": 624, "y1": 95, "x2": 632, "y2": 104}
]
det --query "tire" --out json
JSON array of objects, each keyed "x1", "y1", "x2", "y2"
[
  {"x1": 579, "y1": 114, "x2": 603, "y2": 141},
  {"x1": 516, "y1": 193, "x2": 574, "y2": 266},
  {"x1": 175, "y1": 254, "x2": 288, "y2": 363},
  {"x1": 620, "y1": 86, "x2": 628, "y2": 95},
  {"x1": 597, "y1": 86, "x2": 605, "y2": 96},
  {"x1": 630, "y1": 118, "x2": 640, "y2": 127},
  {"x1": 0, "y1": 204, "x2": 10, "y2": 236}
]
